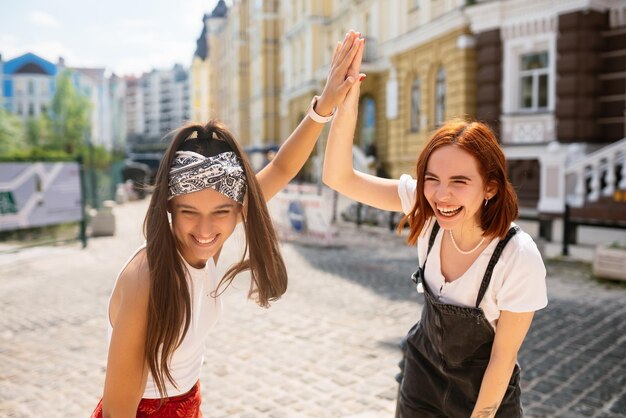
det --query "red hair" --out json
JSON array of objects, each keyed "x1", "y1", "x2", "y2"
[{"x1": 398, "y1": 118, "x2": 518, "y2": 245}]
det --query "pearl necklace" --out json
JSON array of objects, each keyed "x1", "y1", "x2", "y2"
[{"x1": 449, "y1": 230, "x2": 485, "y2": 255}]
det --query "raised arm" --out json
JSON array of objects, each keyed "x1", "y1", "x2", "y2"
[
  {"x1": 322, "y1": 52, "x2": 403, "y2": 213},
  {"x1": 471, "y1": 311, "x2": 534, "y2": 418},
  {"x1": 257, "y1": 31, "x2": 363, "y2": 201},
  {"x1": 101, "y1": 255, "x2": 150, "y2": 418}
]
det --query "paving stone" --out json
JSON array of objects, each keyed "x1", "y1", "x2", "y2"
[{"x1": 1, "y1": 199, "x2": 624, "y2": 417}]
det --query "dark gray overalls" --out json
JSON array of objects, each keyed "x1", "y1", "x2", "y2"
[{"x1": 397, "y1": 223, "x2": 522, "y2": 418}]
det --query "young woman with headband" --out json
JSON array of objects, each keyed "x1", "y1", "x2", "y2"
[{"x1": 91, "y1": 31, "x2": 365, "y2": 418}]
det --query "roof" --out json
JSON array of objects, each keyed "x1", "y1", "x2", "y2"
[
  {"x1": 211, "y1": 0, "x2": 228, "y2": 18},
  {"x1": 194, "y1": 24, "x2": 209, "y2": 60},
  {"x1": 3, "y1": 53, "x2": 56, "y2": 76}
]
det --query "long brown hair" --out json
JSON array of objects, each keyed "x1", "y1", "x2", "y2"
[
  {"x1": 143, "y1": 120, "x2": 287, "y2": 398},
  {"x1": 398, "y1": 118, "x2": 518, "y2": 245}
]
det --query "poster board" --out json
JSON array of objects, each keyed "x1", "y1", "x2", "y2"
[
  {"x1": 0, "y1": 162, "x2": 83, "y2": 231},
  {"x1": 268, "y1": 184, "x2": 334, "y2": 246}
]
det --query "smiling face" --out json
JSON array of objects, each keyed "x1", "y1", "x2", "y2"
[
  {"x1": 423, "y1": 144, "x2": 495, "y2": 233},
  {"x1": 169, "y1": 187, "x2": 242, "y2": 268}
]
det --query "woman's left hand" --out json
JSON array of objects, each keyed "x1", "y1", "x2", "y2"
[{"x1": 315, "y1": 31, "x2": 365, "y2": 115}]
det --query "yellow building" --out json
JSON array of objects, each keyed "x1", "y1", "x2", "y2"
[
  {"x1": 278, "y1": 0, "x2": 477, "y2": 179},
  {"x1": 280, "y1": 1, "x2": 335, "y2": 181},
  {"x1": 190, "y1": 14, "x2": 211, "y2": 123},
  {"x1": 205, "y1": 0, "x2": 229, "y2": 126},
  {"x1": 200, "y1": 0, "x2": 478, "y2": 179},
  {"x1": 246, "y1": 0, "x2": 281, "y2": 168}
]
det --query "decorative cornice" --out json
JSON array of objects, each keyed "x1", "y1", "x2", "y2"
[
  {"x1": 467, "y1": 0, "x2": 618, "y2": 34},
  {"x1": 380, "y1": 9, "x2": 469, "y2": 58},
  {"x1": 284, "y1": 16, "x2": 328, "y2": 40}
]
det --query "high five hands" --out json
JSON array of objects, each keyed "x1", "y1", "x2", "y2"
[{"x1": 316, "y1": 31, "x2": 366, "y2": 116}]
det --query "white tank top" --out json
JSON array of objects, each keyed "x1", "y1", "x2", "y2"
[{"x1": 107, "y1": 245, "x2": 223, "y2": 398}]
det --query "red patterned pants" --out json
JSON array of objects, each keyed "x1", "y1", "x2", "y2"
[{"x1": 90, "y1": 380, "x2": 202, "y2": 418}]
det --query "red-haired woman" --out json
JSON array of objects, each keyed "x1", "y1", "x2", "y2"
[
  {"x1": 91, "y1": 32, "x2": 365, "y2": 418},
  {"x1": 323, "y1": 76, "x2": 547, "y2": 416}
]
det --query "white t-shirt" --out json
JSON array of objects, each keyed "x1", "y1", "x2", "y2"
[
  {"x1": 107, "y1": 245, "x2": 223, "y2": 398},
  {"x1": 398, "y1": 174, "x2": 548, "y2": 330}
]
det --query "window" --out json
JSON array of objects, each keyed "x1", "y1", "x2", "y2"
[
  {"x1": 435, "y1": 67, "x2": 446, "y2": 127},
  {"x1": 410, "y1": 77, "x2": 420, "y2": 132},
  {"x1": 360, "y1": 96, "x2": 376, "y2": 152},
  {"x1": 519, "y1": 51, "x2": 549, "y2": 111}
]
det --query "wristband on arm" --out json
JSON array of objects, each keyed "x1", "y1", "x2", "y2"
[{"x1": 307, "y1": 96, "x2": 335, "y2": 123}]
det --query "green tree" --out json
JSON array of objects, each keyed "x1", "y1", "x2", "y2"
[
  {"x1": 25, "y1": 115, "x2": 51, "y2": 149},
  {"x1": 49, "y1": 70, "x2": 91, "y2": 154},
  {"x1": 0, "y1": 108, "x2": 26, "y2": 156}
]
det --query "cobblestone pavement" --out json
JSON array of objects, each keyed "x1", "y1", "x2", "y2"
[{"x1": 0, "y1": 199, "x2": 625, "y2": 418}]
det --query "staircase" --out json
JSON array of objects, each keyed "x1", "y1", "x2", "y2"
[{"x1": 564, "y1": 137, "x2": 626, "y2": 226}]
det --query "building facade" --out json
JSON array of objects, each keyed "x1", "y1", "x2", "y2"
[
  {"x1": 249, "y1": 0, "x2": 281, "y2": 155},
  {"x1": 277, "y1": 0, "x2": 476, "y2": 179},
  {"x1": 203, "y1": 0, "x2": 283, "y2": 168},
  {"x1": 71, "y1": 67, "x2": 112, "y2": 149},
  {"x1": 467, "y1": 0, "x2": 626, "y2": 234},
  {"x1": 1, "y1": 52, "x2": 125, "y2": 151},
  {"x1": 1, "y1": 53, "x2": 57, "y2": 120},
  {"x1": 124, "y1": 65, "x2": 190, "y2": 150},
  {"x1": 195, "y1": 0, "x2": 626, "y2": 233},
  {"x1": 191, "y1": 16, "x2": 212, "y2": 123}
]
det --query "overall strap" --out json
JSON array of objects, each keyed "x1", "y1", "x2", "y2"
[
  {"x1": 411, "y1": 221, "x2": 440, "y2": 285},
  {"x1": 426, "y1": 221, "x2": 440, "y2": 259},
  {"x1": 474, "y1": 226, "x2": 519, "y2": 308}
]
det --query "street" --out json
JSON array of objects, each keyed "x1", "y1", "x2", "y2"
[{"x1": 0, "y1": 198, "x2": 625, "y2": 418}]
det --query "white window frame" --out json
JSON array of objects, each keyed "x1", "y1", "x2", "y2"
[
  {"x1": 519, "y1": 51, "x2": 549, "y2": 112},
  {"x1": 503, "y1": 34, "x2": 555, "y2": 115}
]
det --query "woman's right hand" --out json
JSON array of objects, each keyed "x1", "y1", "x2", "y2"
[
  {"x1": 322, "y1": 34, "x2": 403, "y2": 213},
  {"x1": 315, "y1": 31, "x2": 365, "y2": 115}
]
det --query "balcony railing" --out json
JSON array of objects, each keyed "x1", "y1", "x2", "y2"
[{"x1": 565, "y1": 137, "x2": 626, "y2": 207}]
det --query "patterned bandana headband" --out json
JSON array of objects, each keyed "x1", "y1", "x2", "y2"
[{"x1": 168, "y1": 150, "x2": 247, "y2": 204}]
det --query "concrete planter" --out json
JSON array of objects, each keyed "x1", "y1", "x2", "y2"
[
  {"x1": 89, "y1": 200, "x2": 116, "y2": 237},
  {"x1": 593, "y1": 245, "x2": 626, "y2": 281}
]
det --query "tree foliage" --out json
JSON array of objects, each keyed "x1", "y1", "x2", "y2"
[
  {"x1": 25, "y1": 115, "x2": 51, "y2": 149},
  {"x1": 49, "y1": 70, "x2": 91, "y2": 154},
  {"x1": 0, "y1": 109, "x2": 26, "y2": 155}
]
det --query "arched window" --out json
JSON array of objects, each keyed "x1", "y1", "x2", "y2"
[
  {"x1": 359, "y1": 96, "x2": 376, "y2": 152},
  {"x1": 435, "y1": 67, "x2": 446, "y2": 127},
  {"x1": 410, "y1": 77, "x2": 420, "y2": 132}
]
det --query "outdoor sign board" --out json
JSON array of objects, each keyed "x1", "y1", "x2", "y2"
[
  {"x1": 0, "y1": 162, "x2": 83, "y2": 231},
  {"x1": 268, "y1": 184, "x2": 334, "y2": 246}
]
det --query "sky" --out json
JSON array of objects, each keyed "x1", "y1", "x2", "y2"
[{"x1": 0, "y1": 0, "x2": 221, "y2": 77}]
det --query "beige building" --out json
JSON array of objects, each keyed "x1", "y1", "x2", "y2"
[
  {"x1": 190, "y1": 15, "x2": 212, "y2": 123},
  {"x1": 280, "y1": 1, "x2": 335, "y2": 180},
  {"x1": 203, "y1": 0, "x2": 282, "y2": 167},
  {"x1": 280, "y1": 0, "x2": 477, "y2": 179},
  {"x1": 249, "y1": 0, "x2": 281, "y2": 156},
  {"x1": 200, "y1": 0, "x2": 479, "y2": 178}
]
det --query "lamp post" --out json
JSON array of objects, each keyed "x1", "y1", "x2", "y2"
[{"x1": 85, "y1": 129, "x2": 98, "y2": 210}]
